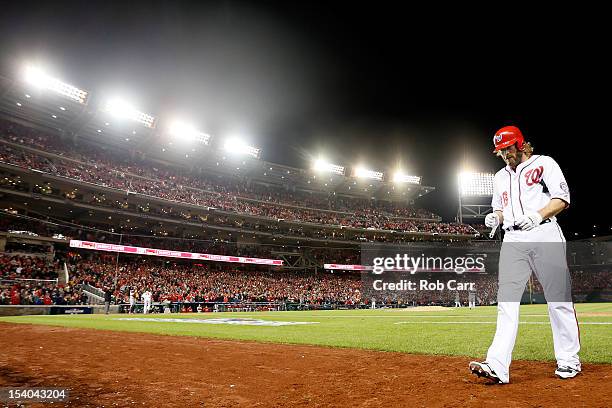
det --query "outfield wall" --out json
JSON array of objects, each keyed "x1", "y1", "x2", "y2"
[{"x1": 0, "y1": 305, "x2": 118, "y2": 316}]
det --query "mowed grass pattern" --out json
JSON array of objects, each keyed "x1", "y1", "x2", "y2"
[{"x1": 1, "y1": 303, "x2": 611, "y2": 363}]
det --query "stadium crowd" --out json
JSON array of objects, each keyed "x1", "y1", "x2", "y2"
[
  {"x1": 0, "y1": 119, "x2": 478, "y2": 236},
  {"x1": 1, "y1": 252, "x2": 610, "y2": 307},
  {"x1": 0, "y1": 216, "x2": 361, "y2": 265},
  {"x1": 0, "y1": 254, "x2": 87, "y2": 305},
  {"x1": 0, "y1": 118, "x2": 440, "y2": 218},
  {"x1": 70, "y1": 256, "x2": 363, "y2": 305}
]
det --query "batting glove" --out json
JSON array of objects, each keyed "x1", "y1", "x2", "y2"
[
  {"x1": 516, "y1": 212, "x2": 543, "y2": 231},
  {"x1": 484, "y1": 213, "x2": 500, "y2": 228}
]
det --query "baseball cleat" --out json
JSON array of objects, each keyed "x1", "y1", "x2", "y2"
[
  {"x1": 469, "y1": 361, "x2": 503, "y2": 384},
  {"x1": 555, "y1": 366, "x2": 580, "y2": 379}
]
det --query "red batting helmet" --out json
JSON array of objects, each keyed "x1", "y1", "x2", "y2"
[{"x1": 493, "y1": 126, "x2": 525, "y2": 153}]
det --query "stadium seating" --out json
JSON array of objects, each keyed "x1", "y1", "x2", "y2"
[
  {"x1": 0, "y1": 118, "x2": 478, "y2": 238},
  {"x1": 0, "y1": 254, "x2": 87, "y2": 305},
  {"x1": 3, "y1": 252, "x2": 609, "y2": 307}
]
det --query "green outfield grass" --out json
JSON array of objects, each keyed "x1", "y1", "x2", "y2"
[{"x1": 2, "y1": 303, "x2": 611, "y2": 363}]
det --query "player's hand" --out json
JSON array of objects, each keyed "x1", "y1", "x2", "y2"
[
  {"x1": 516, "y1": 212, "x2": 543, "y2": 231},
  {"x1": 484, "y1": 213, "x2": 500, "y2": 228}
]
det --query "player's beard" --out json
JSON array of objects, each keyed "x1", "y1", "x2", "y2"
[{"x1": 504, "y1": 150, "x2": 522, "y2": 169}]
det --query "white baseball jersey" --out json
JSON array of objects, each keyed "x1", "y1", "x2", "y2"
[
  {"x1": 492, "y1": 154, "x2": 570, "y2": 229},
  {"x1": 143, "y1": 291, "x2": 152, "y2": 302}
]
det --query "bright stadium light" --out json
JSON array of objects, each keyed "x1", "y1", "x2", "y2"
[
  {"x1": 103, "y1": 98, "x2": 155, "y2": 128},
  {"x1": 223, "y1": 138, "x2": 260, "y2": 159},
  {"x1": 313, "y1": 159, "x2": 345, "y2": 175},
  {"x1": 458, "y1": 172, "x2": 494, "y2": 196},
  {"x1": 22, "y1": 65, "x2": 88, "y2": 104},
  {"x1": 168, "y1": 120, "x2": 210, "y2": 145},
  {"x1": 354, "y1": 166, "x2": 383, "y2": 181},
  {"x1": 392, "y1": 171, "x2": 421, "y2": 184},
  {"x1": 23, "y1": 66, "x2": 47, "y2": 87}
]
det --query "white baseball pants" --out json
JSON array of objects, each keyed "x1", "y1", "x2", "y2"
[{"x1": 485, "y1": 221, "x2": 580, "y2": 383}]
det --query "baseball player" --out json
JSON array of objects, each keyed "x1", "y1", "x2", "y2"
[
  {"x1": 469, "y1": 126, "x2": 580, "y2": 384},
  {"x1": 142, "y1": 289, "x2": 152, "y2": 314},
  {"x1": 129, "y1": 288, "x2": 135, "y2": 314},
  {"x1": 468, "y1": 289, "x2": 476, "y2": 309},
  {"x1": 454, "y1": 291, "x2": 461, "y2": 308}
]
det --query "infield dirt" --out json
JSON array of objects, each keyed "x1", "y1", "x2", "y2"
[{"x1": 1, "y1": 323, "x2": 610, "y2": 407}]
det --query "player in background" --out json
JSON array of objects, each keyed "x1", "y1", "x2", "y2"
[
  {"x1": 470, "y1": 126, "x2": 580, "y2": 384},
  {"x1": 129, "y1": 288, "x2": 135, "y2": 314},
  {"x1": 104, "y1": 286, "x2": 113, "y2": 315},
  {"x1": 468, "y1": 290, "x2": 476, "y2": 309},
  {"x1": 454, "y1": 291, "x2": 461, "y2": 308},
  {"x1": 142, "y1": 289, "x2": 152, "y2": 314}
]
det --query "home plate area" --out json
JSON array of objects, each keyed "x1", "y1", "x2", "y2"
[{"x1": 116, "y1": 317, "x2": 319, "y2": 326}]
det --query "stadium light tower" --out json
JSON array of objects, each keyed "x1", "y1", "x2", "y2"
[
  {"x1": 313, "y1": 159, "x2": 345, "y2": 176},
  {"x1": 223, "y1": 138, "x2": 260, "y2": 159},
  {"x1": 392, "y1": 170, "x2": 421, "y2": 184},
  {"x1": 103, "y1": 98, "x2": 155, "y2": 128},
  {"x1": 457, "y1": 171, "x2": 495, "y2": 223},
  {"x1": 22, "y1": 65, "x2": 88, "y2": 104},
  {"x1": 353, "y1": 166, "x2": 383, "y2": 181},
  {"x1": 168, "y1": 120, "x2": 210, "y2": 145}
]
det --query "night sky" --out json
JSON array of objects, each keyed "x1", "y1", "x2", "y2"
[{"x1": 0, "y1": 1, "x2": 607, "y2": 238}]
